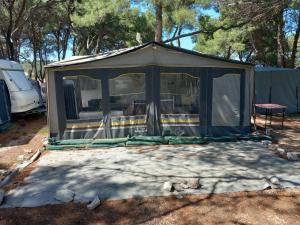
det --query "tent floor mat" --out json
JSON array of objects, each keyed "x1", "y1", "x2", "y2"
[{"x1": 47, "y1": 134, "x2": 271, "y2": 150}]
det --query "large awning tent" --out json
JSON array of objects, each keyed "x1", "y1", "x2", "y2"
[
  {"x1": 255, "y1": 67, "x2": 300, "y2": 113},
  {"x1": 46, "y1": 42, "x2": 254, "y2": 142}
]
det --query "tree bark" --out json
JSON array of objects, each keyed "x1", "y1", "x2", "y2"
[
  {"x1": 276, "y1": 9, "x2": 286, "y2": 67},
  {"x1": 245, "y1": 49, "x2": 254, "y2": 62},
  {"x1": 290, "y1": 13, "x2": 300, "y2": 68},
  {"x1": 54, "y1": 31, "x2": 61, "y2": 61},
  {"x1": 62, "y1": 0, "x2": 75, "y2": 59},
  {"x1": 72, "y1": 36, "x2": 77, "y2": 56},
  {"x1": 0, "y1": 42, "x2": 5, "y2": 57},
  {"x1": 154, "y1": 2, "x2": 163, "y2": 42},
  {"x1": 177, "y1": 26, "x2": 182, "y2": 47},
  {"x1": 226, "y1": 46, "x2": 232, "y2": 60},
  {"x1": 6, "y1": 1, "x2": 15, "y2": 60}
]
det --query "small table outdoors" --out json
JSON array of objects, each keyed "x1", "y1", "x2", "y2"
[{"x1": 254, "y1": 103, "x2": 287, "y2": 130}]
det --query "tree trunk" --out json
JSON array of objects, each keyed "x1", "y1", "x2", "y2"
[
  {"x1": 38, "y1": 48, "x2": 44, "y2": 82},
  {"x1": 62, "y1": 0, "x2": 75, "y2": 59},
  {"x1": 62, "y1": 30, "x2": 70, "y2": 60},
  {"x1": 6, "y1": 1, "x2": 14, "y2": 60},
  {"x1": 54, "y1": 31, "x2": 61, "y2": 61},
  {"x1": 290, "y1": 13, "x2": 300, "y2": 68},
  {"x1": 154, "y1": 2, "x2": 163, "y2": 42},
  {"x1": 276, "y1": 9, "x2": 286, "y2": 67},
  {"x1": 245, "y1": 49, "x2": 254, "y2": 62},
  {"x1": 0, "y1": 42, "x2": 5, "y2": 58},
  {"x1": 72, "y1": 36, "x2": 77, "y2": 56},
  {"x1": 5, "y1": 35, "x2": 14, "y2": 60},
  {"x1": 31, "y1": 23, "x2": 38, "y2": 80},
  {"x1": 226, "y1": 46, "x2": 232, "y2": 60},
  {"x1": 177, "y1": 26, "x2": 182, "y2": 47}
]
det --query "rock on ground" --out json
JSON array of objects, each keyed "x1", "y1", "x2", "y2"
[
  {"x1": 55, "y1": 189, "x2": 74, "y2": 203},
  {"x1": 263, "y1": 176, "x2": 282, "y2": 189},
  {"x1": 185, "y1": 178, "x2": 201, "y2": 189},
  {"x1": 87, "y1": 196, "x2": 101, "y2": 210},
  {"x1": 277, "y1": 148, "x2": 286, "y2": 155},
  {"x1": 163, "y1": 182, "x2": 173, "y2": 192},
  {"x1": 287, "y1": 152, "x2": 299, "y2": 161},
  {"x1": 17, "y1": 155, "x2": 25, "y2": 161},
  {"x1": 173, "y1": 183, "x2": 187, "y2": 191},
  {"x1": 270, "y1": 176, "x2": 280, "y2": 185}
]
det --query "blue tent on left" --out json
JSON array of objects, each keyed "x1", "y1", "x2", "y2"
[{"x1": 0, "y1": 80, "x2": 11, "y2": 129}]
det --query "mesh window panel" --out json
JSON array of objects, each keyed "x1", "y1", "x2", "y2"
[
  {"x1": 160, "y1": 73, "x2": 200, "y2": 136},
  {"x1": 109, "y1": 73, "x2": 147, "y2": 137},
  {"x1": 63, "y1": 76, "x2": 104, "y2": 139},
  {"x1": 212, "y1": 73, "x2": 240, "y2": 127}
]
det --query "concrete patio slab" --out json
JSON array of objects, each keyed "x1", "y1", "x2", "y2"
[{"x1": 2, "y1": 141, "x2": 300, "y2": 208}]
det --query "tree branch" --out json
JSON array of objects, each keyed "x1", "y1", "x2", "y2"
[{"x1": 163, "y1": 21, "x2": 249, "y2": 43}]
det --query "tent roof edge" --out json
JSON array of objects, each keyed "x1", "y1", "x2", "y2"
[{"x1": 46, "y1": 41, "x2": 254, "y2": 70}]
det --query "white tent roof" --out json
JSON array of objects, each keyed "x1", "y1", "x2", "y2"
[{"x1": 46, "y1": 42, "x2": 253, "y2": 71}]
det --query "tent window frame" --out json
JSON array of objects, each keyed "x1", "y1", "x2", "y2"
[{"x1": 63, "y1": 75, "x2": 104, "y2": 122}]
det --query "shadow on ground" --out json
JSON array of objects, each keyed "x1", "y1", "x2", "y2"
[
  {"x1": 2, "y1": 142, "x2": 300, "y2": 208},
  {"x1": 0, "y1": 188, "x2": 299, "y2": 225},
  {"x1": 0, "y1": 114, "x2": 47, "y2": 147}
]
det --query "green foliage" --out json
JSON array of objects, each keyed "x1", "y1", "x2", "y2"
[
  {"x1": 0, "y1": 0, "x2": 300, "y2": 74},
  {"x1": 71, "y1": 1, "x2": 155, "y2": 54},
  {"x1": 194, "y1": 14, "x2": 255, "y2": 61},
  {"x1": 72, "y1": 0, "x2": 130, "y2": 27}
]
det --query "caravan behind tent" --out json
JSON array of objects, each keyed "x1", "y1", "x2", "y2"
[{"x1": 0, "y1": 59, "x2": 41, "y2": 113}]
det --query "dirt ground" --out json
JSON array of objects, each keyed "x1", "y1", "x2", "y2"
[
  {"x1": 0, "y1": 114, "x2": 47, "y2": 178},
  {"x1": 0, "y1": 114, "x2": 299, "y2": 225},
  {"x1": 255, "y1": 114, "x2": 300, "y2": 153},
  {"x1": 0, "y1": 188, "x2": 299, "y2": 225}
]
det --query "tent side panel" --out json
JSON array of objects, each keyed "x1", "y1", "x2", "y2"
[
  {"x1": 47, "y1": 71, "x2": 60, "y2": 138},
  {"x1": 270, "y1": 70, "x2": 299, "y2": 113},
  {"x1": 255, "y1": 69, "x2": 300, "y2": 113},
  {"x1": 244, "y1": 67, "x2": 253, "y2": 127},
  {"x1": 208, "y1": 68, "x2": 250, "y2": 136},
  {"x1": 255, "y1": 71, "x2": 272, "y2": 106}
]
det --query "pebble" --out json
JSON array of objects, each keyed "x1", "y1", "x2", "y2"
[
  {"x1": 162, "y1": 181, "x2": 173, "y2": 192},
  {"x1": 24, "y1": 149, "x2": 33, "y2": 154},
  {"x1": 287, "y1": 152, "x2": 299, "y2": 161},
  {"x1": 0, "y1": 169, "x2": 7, "y2": 175},
  {"x1": 87, "y1": 195, "x2": 101, "y2": 210},
  {"x1": 55, "y1": 189, "x2": 74, "y2": 203},
  {"x1": 270, "y1": 176, "x2": 280, "y2": 185},
  {"x1": 173, "y1": 183, "x2": 187, "y2": 191},
  {"x1": 277, "y1": 148, "x2": 286, "y2": 155},
  {"x1": 185, "y1": 178, "x2": 200, "y2": 189},
  {"x1": 17, "y1": 155, "x2": 25, "y2": 161},
  {"x1": 262, "y1": 140, "x2": 272, "y2": 146}
]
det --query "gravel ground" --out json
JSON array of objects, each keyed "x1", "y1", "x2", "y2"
[
  {"x1": 255, "y1": 114, "x2": 300, "y2": 153},
  {"x1": 2, "y1": 141, "x2": 300, "y2": 208},
  {"x1": 0, "y1": 188, "x2": 299, "y2": 225}
]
